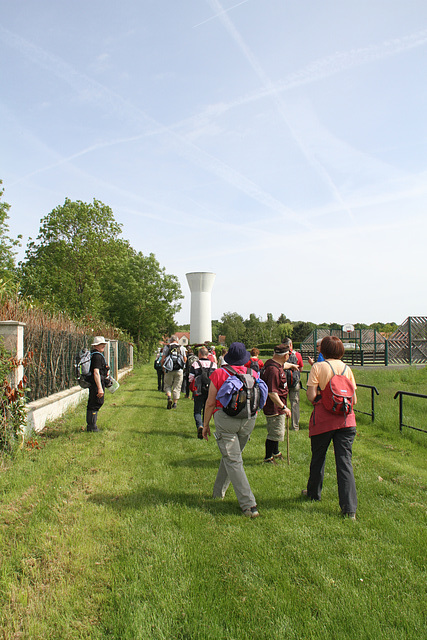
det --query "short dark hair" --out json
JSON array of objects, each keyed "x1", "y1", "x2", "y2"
[
  {"x1": 320, "y1": 336, "x2": 344, "y2": 360},
  {"x1": 250, "y1": 348, "x2": 259, "y2": 356}
]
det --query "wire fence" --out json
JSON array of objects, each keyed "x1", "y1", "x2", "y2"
[{"x1": 24, "y1": 328, "x2": 132, "y2": 402}]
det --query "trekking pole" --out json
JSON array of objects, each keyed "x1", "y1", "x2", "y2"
[{"x1": 286, "y1": 415, "x2": 290, "y2": 465}]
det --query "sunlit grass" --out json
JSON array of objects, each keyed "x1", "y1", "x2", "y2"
[{"x1": 0, "y1": 364, "x2": 425, "y2": 639}]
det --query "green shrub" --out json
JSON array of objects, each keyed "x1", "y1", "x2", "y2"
[{"x1": 0, "y1": 338, "x2": 30, "y2": 456}]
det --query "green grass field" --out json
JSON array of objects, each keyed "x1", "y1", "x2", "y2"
[{"x1": 0, "y1": 363, "x2": 426, "y2": 639}]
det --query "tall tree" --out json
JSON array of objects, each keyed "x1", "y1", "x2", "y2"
[
  {"x1": 19, "y1": 198, "x2": 130, "y2": 318},
  {"x1": 244, "y1": 313, "x2": 262, "y2": 347},
  {"x1": 105, "y1": 251, "x2": 182, "y2": 348},
  {"x1": 219, "y1": 312, "x2": 246, "y2": 345},
  {"x1": 0, "y1": 180, "x2": 21, "y2": 282},
  {"x1": 292, "y1": 321, "x2": 316, "y2": 343}
]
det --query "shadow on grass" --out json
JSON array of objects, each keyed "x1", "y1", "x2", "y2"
[
  {"x1": 169, "y1": 456, "x2": 221, "y2": 468},
  {"x1": 87, "y1": 485, "x2": 336, "y2": 517},
  {"x1": 88, "y1": 487, "x2": 239, "y2": 516},
  {"x1": 142, "y1": 429, "x2": 196, "y2": 440}
]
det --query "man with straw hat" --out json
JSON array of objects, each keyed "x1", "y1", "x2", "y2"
[{"x1": 86, "y1": 336, "x2": 109, "y2": 432}]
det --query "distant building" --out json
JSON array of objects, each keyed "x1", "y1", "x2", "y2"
[
  {"x1": 218, "y1": 335, "x2": 226, "y2": 346},
  {"x1": 161, "y1": 332, "x2": 190, "y2": 347}
]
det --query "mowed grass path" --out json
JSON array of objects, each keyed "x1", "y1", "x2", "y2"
[{"x1": 0, "y1": 363, "x2": 426, "y2": 639}]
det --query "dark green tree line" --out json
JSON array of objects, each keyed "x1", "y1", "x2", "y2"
[{"x1": 17, "y1": 197, "x2": 182, "y2": 352}]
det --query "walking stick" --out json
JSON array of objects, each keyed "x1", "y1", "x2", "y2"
[{"x1": 286, "y1": 415, "x2": 290, "y2": 465}]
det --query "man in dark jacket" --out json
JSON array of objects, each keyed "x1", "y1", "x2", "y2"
[{"x1": 87, "y1": 336, "x2": 109, "y2": 432}]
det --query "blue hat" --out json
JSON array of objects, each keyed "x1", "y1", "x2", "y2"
[{"x1": 224, "y1": 342, "x2": 251, "y2": 366}]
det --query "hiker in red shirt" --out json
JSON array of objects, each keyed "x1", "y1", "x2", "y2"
[
  {"x1": 202, "y1": 342, "x2": 261, "y2": 518},
  {"x1": 245, "y1": 348, "x2": 264, "y2": 372}
]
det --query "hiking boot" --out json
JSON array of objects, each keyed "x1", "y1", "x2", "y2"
[
  {"x1": 343, "y1": 512, "x2": 357, "y2": 520},
  {"x1": 172, "y1": 402, "x2": 177, "y2": 409},
  {"x1": 263, "y1": 457, "x2": 277, "y2": 465},
  {"x1": 302, "y1": 489, "x2": 320, "y2": 502},
  {"x1": 197, "y1": 427, "x2": 203, "y2": 439},
  {"x1": 167, "y1": 398, "x2": 172, "y2": 409},
  {"x1": 242, "y1": 506, "x2": 259, "y2": 518},
  {"x1": 272, "y1": 452, "x2": 285, "y2": 462},
  {"x1": 86, "y1": 426, "x2": 100, "y2": 432}
]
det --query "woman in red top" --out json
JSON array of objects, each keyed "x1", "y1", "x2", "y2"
[
  {"x1": 304, "y1": 336, "x2": 358, "y2": 519},
  {"x1": 203, "y1": 342, "x2": 260, "y2": 518}
]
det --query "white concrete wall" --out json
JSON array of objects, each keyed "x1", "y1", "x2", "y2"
[{"x1": 26, "y1": 366, "x2": 133, "y2": 433}]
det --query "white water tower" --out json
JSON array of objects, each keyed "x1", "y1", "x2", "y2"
[{"x1": 186, "y1": 272, "x2": 216, "y2": 344}]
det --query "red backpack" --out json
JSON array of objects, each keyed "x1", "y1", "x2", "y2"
[{"x1": 321, "y1": 361, "x2": 355, "y2": 415}]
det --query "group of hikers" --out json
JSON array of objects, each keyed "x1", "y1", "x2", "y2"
[{"x1": 155, "y1": 335, "x2": 358, "y2": 520}]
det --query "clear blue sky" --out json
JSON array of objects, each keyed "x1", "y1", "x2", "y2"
[{"x1": 1, "y1": 0, "x2": 426, "y2": 326}]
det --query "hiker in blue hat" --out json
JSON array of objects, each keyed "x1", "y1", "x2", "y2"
[{"x1": 202, "y1": 342, "x2": 261, "y2": 518}]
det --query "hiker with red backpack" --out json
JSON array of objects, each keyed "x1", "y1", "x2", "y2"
[
  {"x1": 304, "y1": 336, "x2": 358, "y2": 519},
  {"x1": 202, "y1": 342, "x2": 268, "y2": 518}
]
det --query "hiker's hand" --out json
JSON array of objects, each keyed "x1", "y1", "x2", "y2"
[
  {"x1": 97, "y1": 389, "x2": 104, "y2": 399},
  {"x1": 202, "y1": 425, "x2": 210, "y2": 441},
  {"x1": 285, "y1": 407, "x2": 291, "y2": 418},
  {"x1": 308, "y1": 356, "x2": 314, "y2": 366}
]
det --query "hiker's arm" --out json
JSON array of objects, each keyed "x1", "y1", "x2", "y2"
[
  {"x1": 94, "y1": 369, "x2": 104, "y2": 398},
  {"x1": 268, "y1": 391, "x2": 284, "y2": 409},
  {"x1": 306, "y1": 385, "x2": 318, "y2": 404},
  {"x1": 268, "y1": 392, "x2": 291, "y2": 416},
  {"x1": 283, "y1": 362, "x2": 299, "y2": 371},
  {"x1": 202, "y1": 383, "x2": 217, "y2": 440}
]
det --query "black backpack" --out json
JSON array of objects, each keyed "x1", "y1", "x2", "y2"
[
  {"x1": 286, "y1": 352, "x2": 301, "y2": 389},
  {"x1": 221, "y1": 365, "x2": 261, "y2": 418},
  {"x1": 247, "y1": 358, "x2": 260, "y2": 373},
  {"x1": 194, "y1": 361, "x2": 214, "y2": 397}
]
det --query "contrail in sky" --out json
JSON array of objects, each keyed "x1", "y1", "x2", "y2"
[
  {"x1": 207, "y1": 0, "x2": 356, "y2": 220},
  {"x1": 193, "y1": 0, "x2": 251, "y2": 28},
  {"x1": 0, "y1": 25, "x2": 308, "y2": 230}
]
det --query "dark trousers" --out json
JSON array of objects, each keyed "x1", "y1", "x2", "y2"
[
  {"x1": 307, "y1": 427, "x2": 357, "y2": 514},
  {"x1": 193, "y1": 394, "x2": 207, "y2": 428},
  {"x1": 184, "y1": 372, "x2": 190, "y2": 397},
  {"x1": 157, "y1": 369, "x2": 164, "y2": 391},
  {"x1": 87, "y1": 384, "x2": 105, "y2": 411}
]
